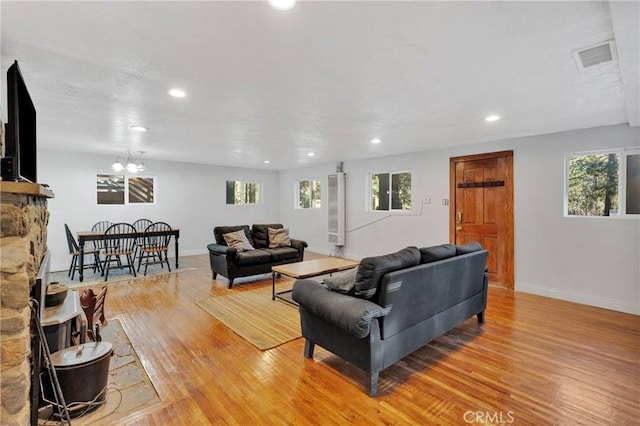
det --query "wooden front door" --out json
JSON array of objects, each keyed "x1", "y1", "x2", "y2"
[{"x1": 450, "y1": 151, "x2": 514, "y2": 288}]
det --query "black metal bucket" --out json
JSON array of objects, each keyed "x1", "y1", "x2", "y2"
[{"x1": 43, "y1": 341, "x2": 113, "y2": 416}]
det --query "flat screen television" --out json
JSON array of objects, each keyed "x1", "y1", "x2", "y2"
[{"x1": 2, "y1": 60, "x2": 37, "y2": 182}]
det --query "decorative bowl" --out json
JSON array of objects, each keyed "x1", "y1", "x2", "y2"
[{"x1": 45, "y1": 282, "x2": 68, "y2": 307}]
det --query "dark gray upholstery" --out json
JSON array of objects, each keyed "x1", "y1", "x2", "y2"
[
  {"x1": 419, "y1": 243, "x2": 456, "y2": 263},
  {"x1": 293, "y1": 280, "x2": 390, "y2": 338},
  {"x1": 354, "y1": 247, "x2": 420, "y2": 300},
  {"x1": 455, "y1": 241, "x2": 483, "y2": 254},
  {"x1": 292, "y1": 246, "x2": 488, "y2": 397},
  {"x1": 323, "y1": 268, "x2": 358, "y2": 294},
  {"x1": 207, "y1": 224, "x2": 307, "y2": 288}
]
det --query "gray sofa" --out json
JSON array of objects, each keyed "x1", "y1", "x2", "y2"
[
  {"x1": 291, "y1": 243, "x2": 488, "y2": 396},
  {"x1": 207, "y1": 224, "x2": 307, "y2": 288}
]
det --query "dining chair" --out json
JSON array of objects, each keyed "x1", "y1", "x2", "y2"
[
  {"x1": 91, "y1": 220, "x2": 112, "y2": 240},
  {"x1": 92, "y1": 220, "x2": 117, "y2": 273},
  {"x1": 64, "y1": 224, "x2": 101, "y2": 280},
  {"x1": 132, "y1": 218, "x2": 152, "y2": 232},
  {"x1": 132, "y1": 218, "x2": 153, "y2": 263},
  {"x1": 79, "y1": 286, "x2": 108, "y2": 342},
  {"x1": 102, "y1": 222, "x2": 138, "y2": 281},
  {"x1": 137, "y1": 222, "x2": 172, "y2": 276}
]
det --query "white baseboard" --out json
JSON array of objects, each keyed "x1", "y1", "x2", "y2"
[
  {"x1": 516, "y1": 281, "x2": 640, "y2": 315},
  {"x1": 181, "y1": 248, "x2": 208, "y2": 257},
  {"x1": 305, "y1": 246, "x2": 368, "y2": 261}
]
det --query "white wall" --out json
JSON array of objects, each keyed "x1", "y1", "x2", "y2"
[
  {"x1": 279, "y1": 124, "x2": 640, "y2": 314},
  {"x1": 278, "y1": 163, "x2": 335, "y2": 254},
  {"x1": 40, "y1": 150, "x2": 281, "y2": 272},
  {"x1": 40, "y1": 124, "x2": 639, "y2": 314}
]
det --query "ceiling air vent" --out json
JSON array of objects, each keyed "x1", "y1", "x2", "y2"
[{"x1": 573, "y1": 40, "x2": 617, "y2": 70}]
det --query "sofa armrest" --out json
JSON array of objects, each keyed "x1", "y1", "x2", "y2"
[
  {"x1": 207, "y1": 243, "x2": 238, "y2": 258},
  {"x1": 290, "y1": 238, "x2": 308, "y2": 249},
  {"x1": 292, "y1": 279, "x2": 390, "y2": 338},
  {"x1": 290, "y1": 238, "x2": 307, "y2": 261}
]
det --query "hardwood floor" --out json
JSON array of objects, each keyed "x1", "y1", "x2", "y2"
[{"x1": 86, "y1": 253, "x2": 639, "y2": 425}]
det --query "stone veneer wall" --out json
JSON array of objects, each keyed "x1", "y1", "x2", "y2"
[{"x1": 0, "y1": 189, "x2": 49, "y2": 425}]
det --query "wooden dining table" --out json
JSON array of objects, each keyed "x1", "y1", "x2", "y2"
[{"x1": 76, "y1": 228, "x2": 180, "y2": 282}]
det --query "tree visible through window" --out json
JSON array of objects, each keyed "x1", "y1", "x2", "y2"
[
  {"x1": 568, "y1": 153, "x2": 619, "y2": 216},
  {"x1": 226, "y1": 181, "x2": 261, "y2": 204},
  {"x1": 298, "y1": 180, "x2": 321, "y2": 209},
  {"x1": 566, "y1": 149, "x2": 639, "y2": 217},
  {"x1": 370, "y1": 171, "x2": 411, "y2": 211}
]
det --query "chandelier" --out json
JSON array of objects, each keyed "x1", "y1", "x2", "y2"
[{"x1": 112, "y1": 151, "x2": 146, "y2": 173}]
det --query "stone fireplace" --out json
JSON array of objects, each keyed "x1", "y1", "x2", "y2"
[{"x1": 1, "y1": 181, "x2": 53, "y2": 425}]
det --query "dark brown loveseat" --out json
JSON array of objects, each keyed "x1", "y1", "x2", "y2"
[{"x1": 207, "y1": 224, "x2": 307, "y2": 288}]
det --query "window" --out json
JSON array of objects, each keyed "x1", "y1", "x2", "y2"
[
  {"x1": 129, "y1": 177, "x2": 155, "y2": 203},
  {"x1": 226, "y1": 180, "x2": 261, "y2": 204},
  {"x1": 566, "y1": 148, "x2": 639, "y2": 217},
  {"x1": 297, "y1": 179, "x2": 321, "y2": 209},
  {"x1": 97, "y1": 174, "x2": 155, "y2": 205},
  {"x1": 626, "y1": 153, "x2": 640, "y2": 215},
  {"x1": 97, "y1": 174, "x2": 125, "y2": 205},
  {"x1": 370, "y1": 171, "x2": 411, "y2": 211}
]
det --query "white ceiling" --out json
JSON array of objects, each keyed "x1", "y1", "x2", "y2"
[{"x1": 1, "y1": 1, "x2": 638, "y2": 170}]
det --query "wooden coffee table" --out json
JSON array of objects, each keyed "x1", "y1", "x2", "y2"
[{"x1": 272, "y1": 257, "x2": 360, "y2": 304}]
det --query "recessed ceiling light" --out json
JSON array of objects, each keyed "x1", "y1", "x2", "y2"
[
  {"x1": 268, "y1": 0, "x2": 296, "y2": 10},
  {"x1": 485, "y1": 115, "x2": 500, "y2": 122},
  {"x1": 168, "y1": 88, "x2": 186, "y2": 98},
  {"x1": 371, "y1": 138, "x2": 382, "y2": 144},
  {"x1": 130, "y1": 125, "x2": 148, "y2": 132},
  {"x1": 264, "y1": 160, "x2": 270, "y2": 164},
  {"x1": 307, "y1": 152, "x2": 315, "y2": 157}
]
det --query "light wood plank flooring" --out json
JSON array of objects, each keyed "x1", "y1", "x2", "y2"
[{"x1": 83, "y1": 253, "x2": 639, "y2": 425}]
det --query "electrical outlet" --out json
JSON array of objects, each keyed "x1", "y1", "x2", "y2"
[
  {"x1": 442, "y1": 198, "x2": 449, "y2": 206},
  {"x1": 423, "y1": 197, "x2": 431, "y2": 204}
]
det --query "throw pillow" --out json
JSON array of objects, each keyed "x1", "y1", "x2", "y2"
[
  {"x1": 252, "y1": 224, "x2": 282, "y2": 248},
  {"x1": 214, "y1": 225, "x2": 254, "y2": 246},
  {"x1": 323, "y1": 268, "x2": 357, "y2": 294},
  {"x1": 455, "y1": 241, "x2": 482, "y2": 255},
  {"x1": 223, "y1": 230, "x2": 255, "y2": 251},
  {"x1": 269, "y1": 227, "x2": 291, "y2": 248}
]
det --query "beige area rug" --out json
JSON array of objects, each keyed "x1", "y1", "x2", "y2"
[
  {"x1": 38, "y1": 319, "x2": 161, "y2": 425},
  {"x1": 50, "y1": 263, "x2": 196, "y2": 289},
  {"x1": 196, "y1": 286, "x2": 302, "y2": 350}
]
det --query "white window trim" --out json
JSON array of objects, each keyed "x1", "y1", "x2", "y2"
[
  {"x1": 564, "y1": 147, "x2": 639, "y2": 219},
  {"x1": 96, "y1": 173, "x2": 156, "y2": 206}
]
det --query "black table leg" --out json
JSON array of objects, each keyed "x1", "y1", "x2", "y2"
[
  {"x1": 271, "y1": 272, "x2": 297, "y2": 306},
  {"x1": 175, "y1": 235, "x2": 179, "y2": 269},
  {"x1": 79, "y1": 239, "x2": 85, "y2": 282},
  {"x1": 272, "y1": 272, "x2": 276, "y2": 300}
]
